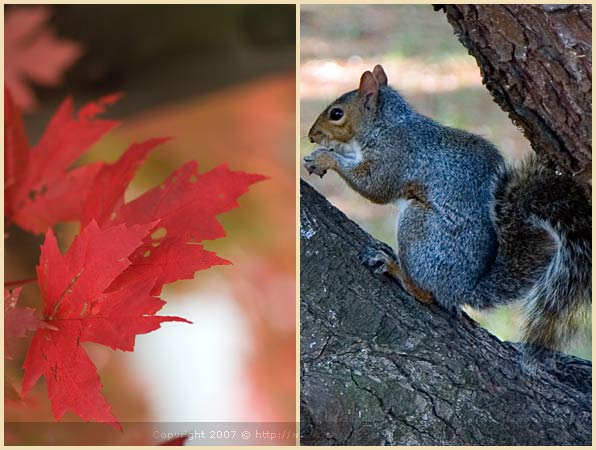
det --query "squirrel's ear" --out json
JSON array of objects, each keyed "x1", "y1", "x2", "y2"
[
  {"x1": 372, "y1": 65, "x2": 388, "y2": 86},
  {"x1": 358, "y1": 71, "x2": 379, "y2": 111}
]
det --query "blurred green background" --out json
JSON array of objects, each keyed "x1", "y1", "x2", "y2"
[{"x1": 300, "y1": 4, "x2": 591, "y2": 360}]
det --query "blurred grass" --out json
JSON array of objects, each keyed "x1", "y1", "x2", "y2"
[{"x1": 300, "y1": 4, "x2": 591, "y2": 360}]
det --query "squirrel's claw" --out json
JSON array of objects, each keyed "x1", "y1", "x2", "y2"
[
  {"x1": 359, "y1": 246, "x2": 393, "y2": 274},
  {"x1": 303, "y1": 155, "x2": 314, "y2": 175}
]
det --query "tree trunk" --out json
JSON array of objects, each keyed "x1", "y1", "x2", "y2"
[
  {"x1": 435, "y1": 4, "x2": 591, "y2": 181},
  {"x1": 300, "y1": 180, "x2": 591, "y2": 445}
]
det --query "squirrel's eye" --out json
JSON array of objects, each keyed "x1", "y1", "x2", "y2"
[{"x1": 329, "y1": 107, "x2": 344, "y2": 122}]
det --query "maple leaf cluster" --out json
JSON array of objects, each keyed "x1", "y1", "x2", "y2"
[{"x1": 4, "y1": 87, "x2": 265, "y2": 429}]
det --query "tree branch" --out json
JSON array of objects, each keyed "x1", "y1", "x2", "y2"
[{"x1": 300, "y1": 179, "x2": 591, "y2": 445}]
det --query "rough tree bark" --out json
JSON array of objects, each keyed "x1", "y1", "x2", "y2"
[
  {"x1": 300, "y1": 181, "x2": 591, "y2": 445},
  {"x1": 300, "y1": 4, "x2": 592, "y2": 446},
  {"x1": 435, "y1": 4, "x2": 591, "y2": 180}
]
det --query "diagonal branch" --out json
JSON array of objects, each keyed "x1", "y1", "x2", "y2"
[{"x1": 300, "y1": 179, "x2": 591, "y2": 446}]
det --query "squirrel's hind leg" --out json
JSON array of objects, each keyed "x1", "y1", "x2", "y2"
[{"x1": 360, "y1": 246, "x2": 435, "y2": 304}]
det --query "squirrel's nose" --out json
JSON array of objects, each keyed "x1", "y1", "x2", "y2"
[{"x1": 309, "y1": 128, "x2": 323, "y2": 144}]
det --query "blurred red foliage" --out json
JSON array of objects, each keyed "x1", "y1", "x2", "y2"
[{"x1": 4, "y1": 6, "x2": 81, "y2": 111}]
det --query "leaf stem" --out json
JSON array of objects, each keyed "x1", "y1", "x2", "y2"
[{"x1": 4, "y1": 278, "x2": 37, "y2": 289}]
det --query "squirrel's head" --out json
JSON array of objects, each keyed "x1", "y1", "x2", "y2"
[{"x1": 308, "y1": 65, "x2": 388, "y2": 146}]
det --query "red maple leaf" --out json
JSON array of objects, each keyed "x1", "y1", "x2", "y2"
[
  {"x1": 4, "y1": 87, "x2": 120, "y2": 234},
  {"x1": 9, "y1": 89, "x2": 266, "y2": 429},
  {"x1": 21, "y1": 220, "x2": 190, "y2": 430},
  {"x1": 81, "y1": 142, "x2": 267, "y2": 295},
  {"x1": 4, "y1": 6, "x2": 82, "y2": 111},
  {"x1": 4, "y1": 287, "x2": 51, "y2": 359},
  {"x1": 160, "y1": 436, "x2": 189, "y2": 446}
]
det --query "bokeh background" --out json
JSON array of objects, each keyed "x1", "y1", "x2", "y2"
[
  {"x1": 5, "y1": 4, "x2": 296, "y2": 445},
  {"x1": 300, "y1": 4, "x2": 590, "y2": 360}
]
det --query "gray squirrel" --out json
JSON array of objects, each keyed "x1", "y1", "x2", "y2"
[{"x1": 304, "y1": 65, "x2": 591, "y2": 352}]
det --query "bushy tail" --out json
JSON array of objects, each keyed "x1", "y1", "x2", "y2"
[{"x1": 475, "y1": 154, "x2": 591, "y2": 351}]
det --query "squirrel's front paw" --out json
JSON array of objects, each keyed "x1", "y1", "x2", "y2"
[
  {"x1": 303, "y1": 155, "x2": 327, "y2": 177},
  {"x1": 359, "y1": 246, "x2": 395, "y2": 275},
  {"x1": 303, "y1": 149, "x2": 337, "y2": 178}
]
